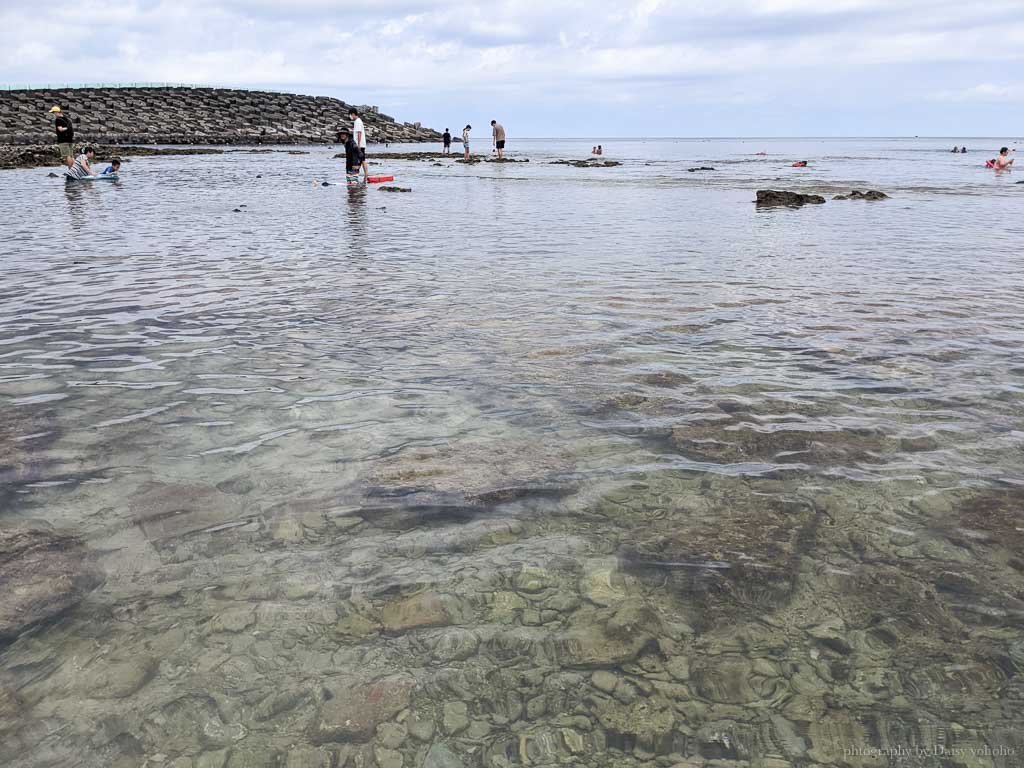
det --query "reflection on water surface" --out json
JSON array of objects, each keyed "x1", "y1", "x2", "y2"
[{"x1": 1, "y1": 138, "x2": 1023, "y2": 767}]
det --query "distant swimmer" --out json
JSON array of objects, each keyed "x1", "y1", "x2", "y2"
[
  {"x1": 591, "y1": 146, "x2": 597, "y2": 155},
  {"x1": 792, "y1": 160, "x2": 808, "y2": 167},
  {"x1": 951, "y1": 146, "x2": 960, "y2": 153},
  {"x1": 990, "y1": 147, "x2": 1014, "y2": 170},
  {"x1": 596, "y1": 145, "x2": 603, "y2": 155},
  {"x1": 961, "y1": 146, "x2": 968, "y2": 153}
]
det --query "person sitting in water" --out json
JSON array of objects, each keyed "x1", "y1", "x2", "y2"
[
  {"x1": 960, "y1": 146, "x2": 968, "y2": 153},
  {"x1": 100, "y1": 158, "x2": 121, "y2": 176},
  {"x1": 65, "y1": 146, "x2": 96, "y2": 179},
  {"x1": 951, "y1": 146, "x2": 959, "y2": 153},
  {"x1": 992, "y1": 147, "x2": 1014, "y2": 170},
  {"x1": 596, "y1": 145, "x2": 603, "y2": 155},
  {"x1": 591, "y1": 146, "x2": 597, "y2": 155}
]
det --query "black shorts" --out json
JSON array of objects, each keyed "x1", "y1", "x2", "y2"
[
  {"x1": 357, "y1": 148, "x2": 366, "y2": 163},
  {"x1": 495, "y1": 140, "x2": 505, "y2": 149}
]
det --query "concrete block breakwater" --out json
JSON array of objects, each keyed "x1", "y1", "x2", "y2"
[{"x1": 0, "y1": 87, "x2": 442, "y2": 145}]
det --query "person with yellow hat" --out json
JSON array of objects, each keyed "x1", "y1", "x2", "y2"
[{"x1": 50, "y1": 106, "x2": 75, "y2": 168}]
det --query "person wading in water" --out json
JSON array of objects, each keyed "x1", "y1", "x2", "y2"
[{"x1": 50, "y1": 106, "x2": 75, "y2": 168}]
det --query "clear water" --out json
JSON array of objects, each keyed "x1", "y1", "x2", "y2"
[{"x1": 1, "y1": 138, "x2": 1023, "y2": 767}]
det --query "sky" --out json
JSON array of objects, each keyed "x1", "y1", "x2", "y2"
[{"x1": 1, "y1": 0, "x2": 1022, "y2": 137}]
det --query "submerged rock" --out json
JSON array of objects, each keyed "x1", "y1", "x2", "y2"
[
  {"x1": 378, "y1": 186, "x2": 412, "y2": 192},
  {"x1": 0, "y1": 526, "x2": 100, "y2": 641},
  {"x1": 687, "y1": 166, "x2": 716, "y2": 172},
  {"x1": 755, "y1": 190, "x2": 826, "y2": 206},
  {"x1": 550, "y1": 159, "x2": 622, "y2": 168},
  {"x1": 310, "y1": 675, "x2": 414, "y2": 743}
]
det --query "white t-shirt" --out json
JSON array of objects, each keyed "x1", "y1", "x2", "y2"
[{"x1": 353, "y1": 117, "x2": 366, "y2": 149}]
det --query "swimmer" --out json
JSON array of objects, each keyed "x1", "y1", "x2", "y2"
[{"x1": 992, "y1": 147, "x2": 1014, "y2": 170}]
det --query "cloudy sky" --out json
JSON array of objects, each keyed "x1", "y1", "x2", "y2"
[{"x1": 2, "y1": 0, "x2": 1022, "y2": 137}]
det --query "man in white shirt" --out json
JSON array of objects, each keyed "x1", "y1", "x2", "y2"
[{"x1": 349, "y1": 107, "x2": 369, "y2": 181}]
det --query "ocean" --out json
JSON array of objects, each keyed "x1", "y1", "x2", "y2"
[{"x1": 1, "y1": 137, "x2": 1022, "y2": 766}]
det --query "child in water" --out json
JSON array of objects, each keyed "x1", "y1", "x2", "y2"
[{"x1": 101, "y1": 158, "x2": 121, "y2": 176}]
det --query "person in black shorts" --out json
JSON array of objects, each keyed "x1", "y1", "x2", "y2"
[
  {"x1": 442, "y1": 128, "x2": 451, "y2": 155},
  {"x1": 491, "y1": 120, "x2": 506, "y2": 159}
]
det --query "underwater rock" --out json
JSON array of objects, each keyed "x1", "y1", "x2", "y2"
[
  {"x1": 423, "y1": 742, "x2": 464, "y2": 768},
  {"x1": 378, "y1": 186, "x2": 412, "y2": 192},
  {"x1": 591, "y1": 695, "x2": 676, "y2": 755},
  {"x1": 311, "y1": 675, "x2": 414, "y2": 743},
  {"x1": 0, "y1": 526, "x2": 100, "y2": 641},
  {"x1": 755, "y1": 190, "x2": 826, "y2": 207},
  {"x1": 382, "y1": 591, "x2": 453, "y2": 632},
  {"x1": 442, "y1": 701, "x2": 469, "y2": 735}
]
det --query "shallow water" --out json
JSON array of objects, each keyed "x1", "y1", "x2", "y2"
[{"x1": 1, "y1": 138, "x2": 1023, "y2": 768}]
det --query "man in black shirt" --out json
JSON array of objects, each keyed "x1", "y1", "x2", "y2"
[
  {"x1": 50, "y1": 106, "x2": 75, "y2": 168},
  {"x1": 442, "y1": 128, "x2": 451, "y2": 155},
  {"x1": 339, "y1": 128, "x2": 360, "y2": 184}
]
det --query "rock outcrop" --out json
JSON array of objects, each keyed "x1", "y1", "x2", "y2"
[
  {"x1": 0, "y1": 86, "x2": 442, "y2": 145},
  {"x1": 833, "y1": 189, "x2": 889, "y2": 200},
  {"x1": 755, "y1": 189, "x2": 826, "y2": 207}
]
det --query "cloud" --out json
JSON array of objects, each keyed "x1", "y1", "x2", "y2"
[{"x1": 0, "y1": 0, "x2": 1021, "y2": 135}]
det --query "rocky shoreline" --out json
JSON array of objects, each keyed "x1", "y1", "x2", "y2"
[{"x1": 0, "y1": 86, "x2": 442, "y2": 146}]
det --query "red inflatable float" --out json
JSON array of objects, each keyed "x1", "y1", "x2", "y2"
[{"x1": 367, "y1": 176, "x2": 395, "y2": 183}]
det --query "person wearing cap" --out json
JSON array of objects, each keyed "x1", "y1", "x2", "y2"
[
  {"x1": 338, "y1": 127, "x2": 361, "y2": 184},
  {"x1": 50, "y1": 106, "x2": 75, "y2": 168}
]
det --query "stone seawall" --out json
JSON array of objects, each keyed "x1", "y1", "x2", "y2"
[{"x1": 0, "y1": 87, "x2": 442, "y2": 145}]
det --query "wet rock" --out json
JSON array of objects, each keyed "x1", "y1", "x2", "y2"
[
  {"x1": 833, "y1": 189, "x2": 889, "y2": 200},
  {"x1": 254, "y1": 688, "x2": 308, "y2": 721},
  {"x1": 284, "y1": 747, "x2": 333, "y2": 768},
  {"x1": 83, "y1": 657, "x2": 158, "y2": 699},
  {"x1": 378, "y1": 186, "x2": 411, "y2": 192},
  {"x1": 196, "y1": 750, "x2": 230, "y2": 768},
  {"x1": 687, "y1": 166, "x2": 716, "y2": 172},
  {"x1": 407, "y1": 710, "x2": 436, "y2": 742},
  {"x1": 208, "y1": 604, "x2": 256, "y2": 634},
  {"x1": 550, "y1": 159, "x2": 622, "y2": 168},
  {"x1": 769, "y1": 714, "x2": 807, "y2": 758},
  {"x1": 272, "y1": 518, "x2": 303, "y2": 543},
  {"x1": 591, "y1": 670, "x2": 618, "y2": 693},
  {"x1": 374, "y1": 746, "x2": 403, "y2": 768},
  {"x1": 0, "y1": 526, "x2": 100, "y2": 641},
  {"x1": 807, "y1": 617, "x2": 852, "y2": 655},
  {"x1": 382, "y1": 591, "x2": 452, "y2": 632},
  {"x1": 423, "y1": 742, "x2": 464, "y2": 768},
  {"x1": 311, "y1": 675, "x2": 414, "y2": 743},
  {"x1": 556, "y1": 604, "x2": 659, "y2": 667},
  {"x1": 47, "y1": 171, "x2": 59, "y2": 177},
  {"x1": 429, "y1": 627, "x2": 479, "y2": 663},
  {"x1": 592, "y1": 696, "x2": 676, "y2": 755},
  {"x1": 666, "y1": 656, "x2": 690, "y2": 681},
  {"x1": 442, "y1": 701, "x2": 469, "y2": 735},
  {"x1": 334, "y1": 611, "x2": 381, "y2": 638},
  {"x1": 755, "y1": 190, "x2": 826, "y2": 207},
  {"x1": 377, "y1": 721, "x2": 408, "y2": 748},
  {"x1": 226, "y1": 748, "x2": 278, "y2": 768},
  {"x1": 691, "y1": 655, "x2": 784, "y2": 705}
]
